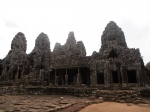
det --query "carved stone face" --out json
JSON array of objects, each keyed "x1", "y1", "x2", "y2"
[{"x1": 100, "y1": 21, "x2": 127, "y2": 56}]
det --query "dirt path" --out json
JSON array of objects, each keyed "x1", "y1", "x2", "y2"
[
  {"x1": 0, "y1": 95, "x2": 150, "y2": 112},
  {"x1": 56, "y1": 102, "x2": 88, "y2": 112},
  {"x1": 0, "y1": 95, "x2": 91, "y2": 112},
  {"x1": 79, "y1": 102, "x2": 150, "y2": 112}
]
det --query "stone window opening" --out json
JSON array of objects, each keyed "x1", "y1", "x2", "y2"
[
  {"x1": 80, "y1": 67, "x2": 90, "y2": 85},
  {"x1": 18, "y1": 70, "x2": 22, "y2": 79},
  {"x1": 6, "y1": 67, "x2": 9, "y2": 72},
  {"x1": 57, "y1": 69, "x2": 65, "y2": 85},
  {"x1": 12, "y1": 70, "x2": 17, "y2": 80},
  {"x1": 68, "y1": 68, "x2": 78, "y2": 85},
  {"x1": 49, "y1": 70, "x2": 55, "y2": 84},
  {"x1": 108, "y1": 49, "x2": 118, "y2": 59},
  {"x1": 127, "y1": 70, "x2": 137, "y2": 83}
]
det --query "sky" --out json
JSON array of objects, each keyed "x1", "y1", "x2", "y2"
[{"x1": 0, "y1": 0, "x2": 150, "y2": 64}]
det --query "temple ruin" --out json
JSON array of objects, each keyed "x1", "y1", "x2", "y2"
[{"x1": 0, "y1": 21, "x2": 149, "y2": 88}]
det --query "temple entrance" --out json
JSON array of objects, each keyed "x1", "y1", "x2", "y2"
[
  {"x1": 57, "y1": 69, "x2": 65, "y2": 85},
  {"x1": 80, "y1": 67, "x2": 90, "y2": 85},
  {"x1": 0, "y1": 66, "x2": 3, "y2": 76},
  {"x1": 112, "y1": 71, "x2": 119, "y2": 83},
  {"x1": 97, "y1": 73, "x2": 104, "y2": 84},
  {"x1": 18, "y1": 70, "x2": 22, "y2": 79},
  {"x1": 127, "y1": 70, "x2": 137, "y2": 83},
  {"x1": 6, "y1": 67, "x2": 9, "y2": 72},
  {"x1": 108, "y1": 49, "x2": 118, "y2": 59},
  {"x1": 50, "y1": 67, "x2": 91, "y2": 86},
  {"x1": 12, "y1": 70, "x2": 17, "y2": 80},
  {"x1": 49, "y1": 70, "x2": 55, "y2": 84},
  {"x1": 68, "y1": 68, "x2": 78, "y2": 85}
]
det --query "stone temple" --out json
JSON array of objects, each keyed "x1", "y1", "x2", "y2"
[{"x1": 0, "y1": 21, "x2": 149, "y2": 88}]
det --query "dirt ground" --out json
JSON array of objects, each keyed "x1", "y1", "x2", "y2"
[
  {"x1": 0, "y1": 95, "x2": 92, "y2": 112},
  {"x1": 79, "y1": 102, "x2": 150, "y2": 112},
  {"x1": 0, "y1": 95, "x2": 150, "y2": 112}
]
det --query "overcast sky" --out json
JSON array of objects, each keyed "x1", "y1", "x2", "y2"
[{"x1": 0, "y1": 0, "x2": 150, "y2": 64}]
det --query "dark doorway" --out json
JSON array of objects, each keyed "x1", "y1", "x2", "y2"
[
  {"x1": 18, "y1": 70, "x2": 22, "y2": 79},
  {"x1": 127, "y1": 70, "x2": 137, "y2": 83},
  {"x1": 49, "y1": 70, "x2": 55, "y2": 84},
  {"x1": 12, "y1": 70, "x2": 17, "y2": 80},
  {"x1": 0, "y1": 66, "x2": 3, "y2": 76},
  {"x1": 68, "y1": 68, "x2": 77, "y2": 85},
  {"x1": 108, "y1": 49, "x2": 118, "y2": 59},
  {"x1": 6, "y1": 67, "x2": 9, "y2": 72},
  {"x1": 112, "y1": 71, "x2": 119, "y2": 83},
  {"x1": 80, "y1": 67, "x2": 90, "y2": 85},
  {"x1": 57, "y1": 69, "x2": 65, "y2": 85},
  {"x1": 97, "y1": 73, "x2": 104, "y2": 84}
]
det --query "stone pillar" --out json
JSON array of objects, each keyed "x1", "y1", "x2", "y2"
[
  {"x1": 39, "y1": 69, "x2": 42, "y2": 80},
  {"x1": 76, "y1": 68, "x2": 80, "y2": 85},
  {"x1": 120, "y1": 66, "x2": 126, "y2": 87},
  {"x1": 65, "y1": 69, "x2": 68, "y2": 86},
  {"x1": 104, "y1": 69, "x2": 110, "y2": 87},
  {"x1": 136, "y1": 69, "x2": 140, "y2": 86},
  {"x1": 40, "y1": 69, "x2": 44, "y2": 80},
  {"x1": 90, "y1": 70, "x2": 97, "y2": 86},
  {"x1": 47, "y1": 71, "x2": 50, "y2": 85},
  {"x1": 55, "y1": 70, "x2": 58, "y2": 86},
  {"x1": 90, "y1": 61, "x2": 97, "y2": 86}
]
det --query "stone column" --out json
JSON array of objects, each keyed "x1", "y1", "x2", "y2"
[
  {"x1": 47, "y1": 71, "x2": 50, "y2": 85},
  {"x1": 65, "y1": 69, "x2": 68, "y2": 86},
  {"x1": 120, "y1": 66, "x2": 126, "y2": 87},
  {"x1": 39, "y1": 69, "x2": 42, "y2": 80},
  {"x1": 90, "y1": 61, "x2": 97, "y2": 86},
  {"x1": 76, "y1": 68, "x2": 80, "y2": 85},
  {"x1": 90, "y1": 71, "x2": 93, "y2": 85},
  {"x1": 55, "y1": 70, "x2": 58, "y2": 86},
  {"x1": 90, "y1": 70, "x2": 97, "y2": 86},
  {"x1": 40, "y1": 69, "x2": 45, "y2": 80},
  {"x1": 104, "y1": 69, "x2": 110, "y2": 87}
]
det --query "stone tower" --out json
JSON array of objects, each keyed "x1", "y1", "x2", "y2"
[
  {"x1": 53, "y1": 31, "x2": 86, "y2": 59},
  {"x1": 99, "y1": 21, "x2": 127, "y2": 58},
  {"x1": 2, "y1": 32, "x2": 27, "y2": 80},
  {"x1": 76, "y1": 41, "x2": 86, "y2": 57},
  {"x1": 29, "y1": 32, "x2": 51, "y2": 79}
]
